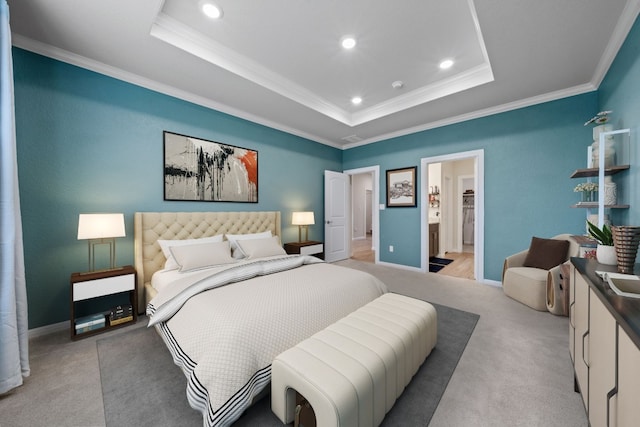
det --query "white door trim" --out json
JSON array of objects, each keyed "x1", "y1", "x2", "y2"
[
  {"x1": 420, "y1": 150, "x2": 484, "y2": 281},
  {"x1": 344, "y1": 165, "x2": 380, "y2": 264}
]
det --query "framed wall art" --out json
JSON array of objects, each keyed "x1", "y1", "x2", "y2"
[
  {"x1": 163, "y1": 131, "x2": 258, "y2": 202},
  {"x1": 386, "y1": 166, "x2": 417, "y2": 207}
]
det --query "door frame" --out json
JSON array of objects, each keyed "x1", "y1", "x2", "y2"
[
  {"x1": 344, "y1": 165, "x2": 380, "y2": 264},
  {"x1": 420, "y1": 150, "x2": 484, "y2": 281}
]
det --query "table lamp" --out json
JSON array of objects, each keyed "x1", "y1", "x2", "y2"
[
  {"x1": 292, "y1": 211, "x2": 315, "y2": 243},
  {"x1": 77, "y1": 213, "x2": 126, "y2": 272}
]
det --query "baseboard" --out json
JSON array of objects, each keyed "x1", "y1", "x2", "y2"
[
  {"x1": 482, "y1": 279, "x2": 502, "y2": 288},
  {"x1": 377, "y1": 260, "x2": 424, "y2": 273},
  {"x1": 29, "y1": 320, "x2": 68, "y2": 339}
]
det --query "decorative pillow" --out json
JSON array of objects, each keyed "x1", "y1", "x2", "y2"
[
  {"x1": 523, "y1": 237, "x2": 570, "y2": 270},
  {"x1": 169, "y1": 241, "x2": 235, "y2": 272},
  {"x1": 236, "y1": 236, "x2": 286, "y2": 259},
  {"x1": 225, "y1": 231, "x2": 272, "y2": 259},
  {"x1": 158, "y1": 235, "x2": 224, "y2": 270}
]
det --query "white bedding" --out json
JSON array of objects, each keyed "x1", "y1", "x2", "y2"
[
  {"x1": 146, "y1": 255, "x2": 387, "y2": 427},
  {"x1": 151, "y1": 265, "x2": 226, "y2": 293}
]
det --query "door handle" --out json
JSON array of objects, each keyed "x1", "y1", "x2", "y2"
[
  {"x1": 326, "y1": 220, "x2": 332, "y2": 224},
  {"x1": 569, "y1": 302, "x2": 575, "y2": 328},
  {"x1": 582, "y1": 331, "x2": 591, "y2": 368}
]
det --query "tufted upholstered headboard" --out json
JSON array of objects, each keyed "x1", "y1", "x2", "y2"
[{"x1": 133, "y1": 211, "x2": 281, "y2": 313}]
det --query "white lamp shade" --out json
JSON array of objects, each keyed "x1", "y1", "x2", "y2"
[
  {"x1": 292, "y1": 211, "x2": 315, "y2": 225},
  {"x1": 77, "y1": 213, "x2": 126, "y2": 239}
]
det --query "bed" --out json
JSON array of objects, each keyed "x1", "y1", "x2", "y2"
[{"x1": 134, "y1": 211, "x2": 388, "y2": 426}]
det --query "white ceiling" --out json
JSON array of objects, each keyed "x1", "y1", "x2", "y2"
[{"x1": 8, "y1": 0, "x2": 640, "y2": 149}]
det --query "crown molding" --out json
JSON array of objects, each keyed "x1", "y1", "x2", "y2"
[
  {"x1": 590, "y1": 0, "x2": 640, "y2": 88},
  {"x1": 11, "y1": 34, "x2": 342, "y2": 149},
  {"x1": 342, "y1": 83, "x2": 597, "y2": 150}
]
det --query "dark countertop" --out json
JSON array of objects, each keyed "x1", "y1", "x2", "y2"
[{"x1": 571, "y1": 257, "x2": 640, "y2": 349}]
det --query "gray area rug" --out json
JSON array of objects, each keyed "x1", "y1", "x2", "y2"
[{"x1": 98, "y1": 301, "x2": 479, "y2": 426}]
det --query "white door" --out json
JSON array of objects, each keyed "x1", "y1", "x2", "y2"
[{"x1": 324, "y1": 170, "x2": 350, "y2": 262}]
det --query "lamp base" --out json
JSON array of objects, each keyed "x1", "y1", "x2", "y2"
[
  {"x1": 298, "y1": 225, "x2": 309, "y2": 243},
  {"x1": 86, "y1": 238, "x2": 119, "y2": 273}
]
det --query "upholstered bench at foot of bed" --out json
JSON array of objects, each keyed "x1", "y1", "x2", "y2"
[{"x1": 271, "y1": 293, "x2": 437, "y2": 427}]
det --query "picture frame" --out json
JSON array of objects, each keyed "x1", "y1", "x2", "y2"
[
  {"x1": 386, "y1": 166, "x2": 417, "y2": 207},
  {"x1": 163, "y1": 131, "x2": 258, "y2": 202}
]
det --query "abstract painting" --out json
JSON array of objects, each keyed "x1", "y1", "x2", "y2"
[{"x1": 164, "y1": 131, "x2": 258, "y2": 202}]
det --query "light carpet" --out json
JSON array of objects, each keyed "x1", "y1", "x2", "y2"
[{"x1": 98, "y1": 299, "x2": 478, "y2": 426}]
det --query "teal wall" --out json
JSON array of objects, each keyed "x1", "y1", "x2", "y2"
[
  {"x1": 13, "y1": 48, "x2": 341, "y2": 329},
  {"x1": 14, "y1": 13, "x2": 640, "y2": 329},
  {"x1": 342, "y1": 13, "x2": 640, "y2": 281},
  {"x1": 343, "y1": 94, "x2": 596, "y2": 280},
  {"x1": 598, "y1": 15, "x2": 640, "y2": 227}
]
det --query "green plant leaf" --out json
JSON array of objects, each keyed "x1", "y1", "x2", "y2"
[{"x1": 587, "y1": 220, "x2": 614, "y2": 246}]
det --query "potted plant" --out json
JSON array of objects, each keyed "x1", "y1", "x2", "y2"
[{"x1": 587, "y1": 220, "x2": 617, "y2": 265}]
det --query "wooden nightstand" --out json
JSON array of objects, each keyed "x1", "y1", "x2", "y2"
[
  {"x1": 70, "y1": 265, "x2": 137, "y2": 340},
  {"x1": 284, "y1": 241, "x2": 324, "y2": 259}
]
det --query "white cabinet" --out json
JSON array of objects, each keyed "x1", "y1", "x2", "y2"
[
  {"x1": 572, "y1": 266, "x2": 589, "y2": 408},
  {"x1": 615, "y1": 326, "x2": 640, "y2": 427},
  {"x1": 571, "y1": 260, "x2": 640, "y2": 427},
  {"x1": 588, "y1": 290, "x2": 617, "y2": 427}
]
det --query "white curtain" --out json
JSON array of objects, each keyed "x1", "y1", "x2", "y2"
[{"x1": 0, "y1": 0, "x2": 29, "y2": 395}]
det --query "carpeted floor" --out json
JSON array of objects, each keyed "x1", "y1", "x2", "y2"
[
  {"x1": 97, "y1": 300, "x2": 479, "y2": 427},
  {"x1": 429, "y1": 256, "x2": 453, "y2": 273},
  {"x1": 0, "y1": 259, "x2": 588, "y2": 426}
]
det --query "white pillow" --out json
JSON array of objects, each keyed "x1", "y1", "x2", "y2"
[
  {"x1": 158, "y1": 235, "x2": 224, "y2": 270},
  {"x1": 235, "y1": 236, "x2": 286, "y2": 259},
  {"x1": 225, "y1": 231, "x2": 272, "y2": 259},
  {"x1": 169, "y1": 241, "x2": 235, "y2": 272}
]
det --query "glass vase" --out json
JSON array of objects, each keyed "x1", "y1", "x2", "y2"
[{"x1": 582, "y1": 191, "x2": 596, "y2": 203}]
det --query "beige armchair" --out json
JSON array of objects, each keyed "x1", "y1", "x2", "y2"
[{"x1": 502, "y1": 234, "x2": 579, "y2": 313}]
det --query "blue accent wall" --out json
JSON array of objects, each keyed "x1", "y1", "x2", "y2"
[
  {"x1": 13, "y1": 48, "x2": 341, "y2": 328},
  {"x1": 344, "y1": 94, "x2": 597, "y2": 279},
  {"x1": 13, "y1": 13, "x2": 640, "y2": 329},
  {"x1": 598, "y1": 16, "x2": 640, "y2": 227}
]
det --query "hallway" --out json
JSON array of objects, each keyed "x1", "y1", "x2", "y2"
[
  {"x1": 351, "y1": 235, "x2": 474, "y2": 280},
  {"x1": 351, "y1": 235, "x2": 374, "y2": 263},
  {"x1": 437, "y1": 251, "x2": 475, "y2": 280}
]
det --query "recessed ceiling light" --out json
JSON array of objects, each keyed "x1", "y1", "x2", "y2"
[
  {"x1": 201, "y1": 2, "x2": 223, "y2": 19},
  {"x1": 439, "y1": 59, "x2": 454, "y2": 70},
  {"x1": 341, "y1": 36, "x2": 357, "y2": 50},
  {"x1": 351, "y1": 96, "x2": 362, "y2": 105},
  {"x1": 391, "y1": 80, "x2": 404, "y2": 89}
]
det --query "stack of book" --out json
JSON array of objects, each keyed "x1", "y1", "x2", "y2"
[
  {"x1": 75, "y1": 313, "x2": 106, "y2": 334},
  {"x1": 109, "y1": 304, "x2": 133, "y2": 326}
]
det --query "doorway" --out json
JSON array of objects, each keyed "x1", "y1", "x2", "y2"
[
  {"x1": 345, "y1": 166, "x2": 380, "y2": 264},
  {"x1": 421, "y1": 150, "x2": 484, "y2": 281}
]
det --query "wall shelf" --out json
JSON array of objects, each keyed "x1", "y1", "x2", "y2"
[
  {"x1": 569, "y1": 128, "x2": 631, "y2": 226},
  {"x1": 570, "y1": 165, "x2": 629, "y2": 178},
  {"x1": 571, "y1": 202, "x2": 629, "y2": 209}
]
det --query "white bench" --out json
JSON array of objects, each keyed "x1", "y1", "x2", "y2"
[{"x1": 271, "y1": 293, "x2": 438, "y2": 427}]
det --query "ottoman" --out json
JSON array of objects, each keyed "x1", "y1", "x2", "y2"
[{"x1": 271, "y1": 293, "x2": 437, "y2": 427}]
